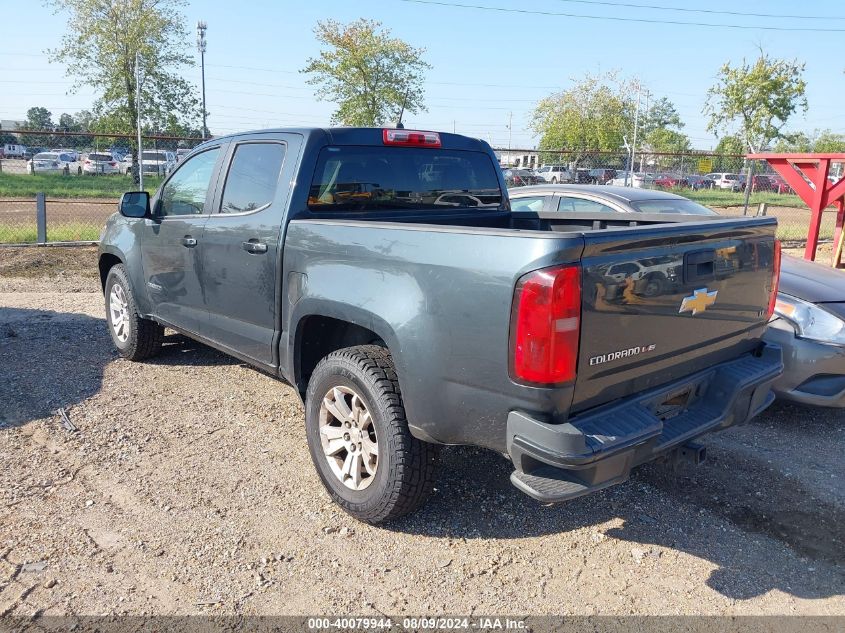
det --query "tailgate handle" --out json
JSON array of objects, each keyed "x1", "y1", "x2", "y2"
[{"x1": 684, "y1": 249, "x2": 715, "y2": 284}]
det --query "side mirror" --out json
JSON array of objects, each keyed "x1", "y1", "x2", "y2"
[{"x1": 119, "y1": 191, "x2": 150, "y2": 218}]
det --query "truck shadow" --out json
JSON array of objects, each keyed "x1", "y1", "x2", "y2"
[
  {"x1": 391, "y1": 440, "x2": 845, "y2": 601},
  {"x1": 0, "y1": 307, "x2": 236, "y2": 429}
]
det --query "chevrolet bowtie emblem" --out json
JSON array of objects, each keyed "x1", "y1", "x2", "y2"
[{"x1": 679, "y1": 287, "x2": 718, "y2": 315}]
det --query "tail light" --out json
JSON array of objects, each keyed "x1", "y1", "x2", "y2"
[
  {"x1": 382, "y1": 129, "x2": 441, "y2": 148},
  {"x1": 84, "y1": 159, "x2": 91, "y2": 164},
  {"x1": 109, "y1": 162, "x2": 116, "y2": 167},
  {"x1": 766, "y1": 239, "x2": 782, "y2": 319},
  {"x1": 510, "y1": 265, "x2": 581, "y2": 384}
]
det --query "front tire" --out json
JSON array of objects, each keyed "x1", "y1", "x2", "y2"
[
  {"x1": 305, "y1": 345, "x2": 438, "y2": 524},
  {"x1": 104, "y1": 264, "x2": 163, "y2": 361}
]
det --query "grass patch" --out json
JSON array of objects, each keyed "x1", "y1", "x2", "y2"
[
  {"x1": 672, "y1": 188, "x2": 805, "y2": 209},
  {"x1": 0, "y1": 172, "x2": 162, "y2": 198},
  {"x1": 0, "y1": 223, "x2": 101, "y2": 244}
]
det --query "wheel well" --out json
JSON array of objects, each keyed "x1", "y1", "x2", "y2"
[
  {"x1": 296, "y1": 315, "x2": 385, "y2": 394},
  {"x1": 98, "y1": 253, "x2": 122, "y2": 291}
]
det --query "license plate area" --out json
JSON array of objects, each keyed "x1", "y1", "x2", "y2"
[{"x1": 644, "y1": 377, "x2": 709, "y2": 421}]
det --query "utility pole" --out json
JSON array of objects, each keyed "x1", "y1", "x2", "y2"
[
  {"x1": 197, "y1": 20, "x2": 208, "y2": 139},
  {"x1": 135, "y1": 51, "x2": 144, "y2": 191},
  {"x1": 629, "y1": 86, "x2": 641, "y2": 187},
  {"x1": 507, "y1": 111, "x2": 513, "y2": 155}
]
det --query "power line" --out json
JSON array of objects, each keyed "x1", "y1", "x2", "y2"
[
  {"x1": 397, "y1": 0, "x2": 845, "y2": 32},
  {"x1": 549, "y1": 0, "x2": 845, "y2": 21}
]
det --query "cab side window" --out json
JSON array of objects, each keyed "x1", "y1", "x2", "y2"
[
  {"x1": 158, "y1": 148, "x2": 220, "y2": 217},
  {"x1": 219, "y1": 143, "x2": 286, "y2": 214}
]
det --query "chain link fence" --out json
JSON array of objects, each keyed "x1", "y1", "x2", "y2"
[
  {"x1": 0, "y1": 134, "x2": 838, "y2": 244},
  {"x1": 496, "y1": 148, "x2": 844, "y2": 242}
]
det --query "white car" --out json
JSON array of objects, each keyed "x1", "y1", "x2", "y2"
[
  {"x1": 704, "y1": 172, "x2": 743, "y2": 191},
  {"x1": 140, "y1": 150, "x2": 176, "y2": 176},
  {"x1": 608, "y1": 172, "x2": 655, "y2": 188},
  {"x1": 50, "y1": 148, "x2": 80, "y2": 162},
  {"x1": 536, "y1": 164, "x2": 574, "y2": 184},
  {"x1": 27, "y1": 151, "x2": 78, "y2": 173},
  {"x1": 82, "y1": 152, "x2": 121, "y2": 175},
  {"x1": 2, "y1": 144, "x2": 26, "y2": 158}
]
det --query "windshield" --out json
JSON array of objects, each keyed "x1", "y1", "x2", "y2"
[
  {"x1": 308, "y1": 146, "x2": 503, "y2": 211},
  {"x1": 629, "y1": 198, "x2": 718, "y2": 215}
]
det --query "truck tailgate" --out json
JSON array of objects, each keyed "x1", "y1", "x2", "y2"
[{"x1": 574, "y1": 217, "x2": 778, "y2": 413}]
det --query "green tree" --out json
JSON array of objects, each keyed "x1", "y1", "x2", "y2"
[
  {"x1": 48, "y1": 0, "x2": 199, "y2": 181},
  {"x1": 704, "y1": 50, "x2": 807, "y2": 153},
  {"x1": 713, "y1": 135, "x2": 746, "y2": 172},
  {"x1": 811, "y1": 130, "x2": 845, "y2": 153},
  {"x1": 530, "y1": 72, "x2": 637, "y2": 167},
  {"x1": 302, "y1": 18, "x2": 430, "y2": 126},
  {"x1": 773, "y1": 131, "x2": 812, "y2": 153},
  {"x1": 21, "y1": 107, "x2": 54, "y2": 146},
  {"x1": 640, "y1": 96, "x2": 687, "y2": 169}
]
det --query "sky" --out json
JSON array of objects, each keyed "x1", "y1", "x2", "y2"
[{"x1": 1, "y1": 0, "x2": 843, "y2": 150}]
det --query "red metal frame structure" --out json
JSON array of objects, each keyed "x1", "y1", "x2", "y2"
[{"x1": 748, "y1": 153, "x2": 845, "y2": 265}]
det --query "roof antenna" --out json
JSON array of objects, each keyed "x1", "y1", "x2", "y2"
[{"x1": 395, "y1": 87, "x2": 409, "y2": 129}]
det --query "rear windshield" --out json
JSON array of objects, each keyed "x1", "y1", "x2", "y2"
[
  {"x1": 88, "y1": 153, "x2": 112, "y2": 161},
  {"x1": 629, "y1": 198, "x2": 718, "y2": 215},
  {"x1": 142, "y1": 152, "x2": 167, "y2": 161},
  {"x1": 724, "y1": 174, "x2": 739, "y2": 180},
  {"x1": 308, "y1": 146, "x2": 503, "y2": 211},
  {"x1": 34, "y1": 153, "x2": 57, "y2": 160}
]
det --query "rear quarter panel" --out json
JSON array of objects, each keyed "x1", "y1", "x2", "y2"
[{"x1": 282, "y1": 219, "x2": 584, "y2": 450}]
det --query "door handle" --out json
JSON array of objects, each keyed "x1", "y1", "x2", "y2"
[
  {"x1": 181, "y1": 236, "x2": 197, "y2": 248},
  {"x1": 242, "y1": 241, "x2": 268, "y2": 254}
]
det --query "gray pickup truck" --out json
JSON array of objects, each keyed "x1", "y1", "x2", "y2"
[{"x1": 98, "y1": 128, "x2": 783, "y2": 523}]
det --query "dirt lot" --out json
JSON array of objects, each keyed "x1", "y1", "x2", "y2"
[{"x1": 1, "y1": 247, "x2": 844, "y2": 617}]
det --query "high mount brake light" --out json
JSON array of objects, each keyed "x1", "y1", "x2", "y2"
[
  {"x1": 382, "y1": 129, "x2": 441, "y2": 148},
  {"x1": 510, "y1": 265, "x2": 581, "y2": 385},
  {"x1": 766, "y1": 239, "x2": 782, "y2": 320}
]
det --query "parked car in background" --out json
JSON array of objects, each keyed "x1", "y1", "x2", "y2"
[
  {"x1": 27, "y1": 151, "x2": 78, "y2": 173},
  {"x1": 140, "y1": 150, "x2": 176, "y2": 176},
  {"x1": 83, "y1": 152, "x2": 121, "y2": 175},
  {"x1": 536, "y1": 164, "x2": 573, "y2": 184},
  {"x1": 653, "y1": 173, "x2": 686, "y2": 188},
  {"x1": 502, "y1": 168, "x2": 541, "y2": 187},
  {"x1": 587, "y1": 168, "x2": 616, "y2": 184},
  {"x1": 23, "y1": 147, "x2": 48, "y2": 160},
  {"x1": 51, "y1": 148, "x2": 80, "y2": 162},
  {"x1": 509, "y1": 183, "x2": 844, "y2": 409},
  {"x1": 176, "y1": 148, "x2": 191, "y2": 163},
  {"x1": 705, "y1": 172, "x2": 743, "y2": 191},
  {"x1": 3, "y1": 144, "x2": 27, "y2": 158},
  {"x1": 685, "y1": 174, "x2": 715, "y2": 190},
  {"x1": 608, "y1": 172, "x2": 655, "y2": 188},
  {"x1": 751, "y1": 174, "x2": 792, "y2": 194}
]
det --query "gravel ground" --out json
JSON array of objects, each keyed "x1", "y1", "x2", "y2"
[{"x1": 0, "y1": 248, "x2": 844, "y2": 617}]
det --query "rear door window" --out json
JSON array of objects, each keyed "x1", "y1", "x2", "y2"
[
  {"x1": 557, "y1": 196, "x2": 617, "y2": 213},
  {"x1": 308, "y1": 146, "x2": 503, "y2": 211},
  {"x1": 510, "y1": 196, "x2": 545, "y2": 212},
  {"x1": 219, "y1": 143, "x2": 286, "y2": 214}
]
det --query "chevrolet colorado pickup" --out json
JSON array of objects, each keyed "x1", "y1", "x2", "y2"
[{"x1": 98, "y1": 128, "x2": 783, "y2": 523}]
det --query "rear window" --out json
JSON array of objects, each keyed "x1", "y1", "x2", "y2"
[
  {"x1": 34, "y1": 153, "x2": 57, "y2": 160},
  {"x1": 629, "y1": 199, "x2": 718, "y2": 215},
  {"x1": 308, "y1": 146, "x2": 503, "y2": 211},
  {"x1": 724, "y1": 174, "x2": 738, "y2": 180},
  {"x1": 88, "y1": 153, "x2": 112, "y2": 161},
  {"x1": 142, "y1": 152, "x2": 167, "y2": 161}
]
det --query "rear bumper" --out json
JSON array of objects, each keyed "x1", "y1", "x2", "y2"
[{"x1": 506, "y1": 343, "x2": 783, "y2": 502}]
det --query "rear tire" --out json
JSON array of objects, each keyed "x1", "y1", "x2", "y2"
[
  {"x1": 305, "y1": 345, "x2": 439, "y2": 524},
  {"x1": 104, "y1": 264, "x2": 163, "y2": 361}
]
